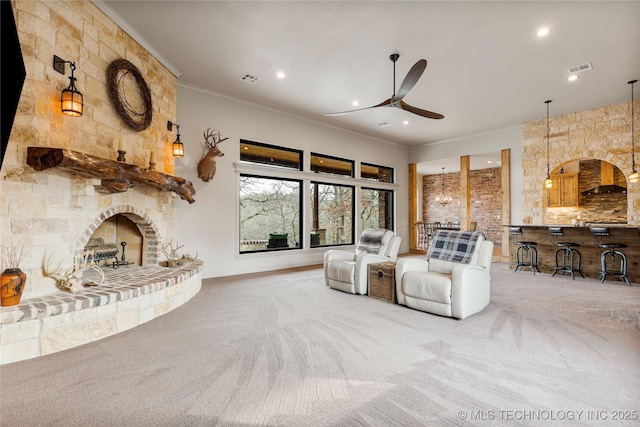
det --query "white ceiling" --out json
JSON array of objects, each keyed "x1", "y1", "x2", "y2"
[{"x1": 98, "y1": 1, "x2": 640, "y2": 175}]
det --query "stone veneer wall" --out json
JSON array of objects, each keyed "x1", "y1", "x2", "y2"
[
  {"x1": 422, "y1": 167, "x2": 502, "y2": 246},
  {"x1": 521, "y1": 100, "x2": 640, "y2": 225},
  {"x1": 0, "y1": 0, "x2": 179, "y2": 298}
]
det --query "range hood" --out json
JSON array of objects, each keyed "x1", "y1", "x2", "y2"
[{"x1": 581, "y1": 161, "x2": 627, "y2": 195}]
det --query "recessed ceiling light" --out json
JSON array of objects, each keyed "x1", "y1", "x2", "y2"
[
  {"x1": 352, "y1": 100, "x2": 360, "y2": 106},
  {"x1": 567, "y1": 74, "x2": 580, "y2": 82},
  {"x1": 403, "y1": 120, "x2": 409, "y2": 125},
  {"x1": 487, "y1": 160, "x2": 492, "y2": 164},
  {"x1": 535, "y1": 27, "x2": 551, "y2": 37},
  {"x1": 276, "y1": 71, "x2": 286, "y2": 79}
]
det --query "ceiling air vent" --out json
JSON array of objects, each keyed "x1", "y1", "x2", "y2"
[
  {"x1": 568, "y1": 62, "x2": 593, "y2": 73},
  {"x1": 239, "y1": 73, "x2": 260, "y2": 84}
]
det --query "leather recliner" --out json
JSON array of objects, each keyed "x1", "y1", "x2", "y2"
[
  {"x1": 395, "y1": 231, "x2": 493, "y2": 319},
  {"x1": 324, "y1": 229, "x2": 401, "y2": 295}
]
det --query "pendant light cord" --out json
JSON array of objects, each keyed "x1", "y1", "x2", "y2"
[
  {"x1": 545, "y1": 100, "x2": 552, "y2": 177},
  {"x1": 631, "y1": 80, "x2": 637, "y2": 171}
]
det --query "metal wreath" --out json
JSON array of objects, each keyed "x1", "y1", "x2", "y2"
[{"x1": 106, "y1": 59, "x2": 153, "y2": 131}]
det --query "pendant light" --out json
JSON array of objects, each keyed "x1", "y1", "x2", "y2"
[
  {"x1": 544, "y1": 100, "x2": 553, "y2": 189},
  {"x1": 435, "y1": 167, "x2": 452, "y2": 205},
  {"x1": 628, "y1": 80, "x2": 639, "y2": 184}
]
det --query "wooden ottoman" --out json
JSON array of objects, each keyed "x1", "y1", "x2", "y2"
[{"x1": 367, "y1": 262, "x2": 396, "y2": 303}]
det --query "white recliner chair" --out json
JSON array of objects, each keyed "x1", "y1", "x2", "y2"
[
  {"x1": 395, "y1": 230, "x2": 494, "y2": 319},
  {"x1": 324, "y1": 228, "x2": 401, "y2": 295}
]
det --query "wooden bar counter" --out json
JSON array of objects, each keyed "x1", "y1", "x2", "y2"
[{"x1": 506, "y1": 225, "x2": 640, "y2": 284}]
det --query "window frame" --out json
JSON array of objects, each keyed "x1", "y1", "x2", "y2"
[
  {"x1": 360, "y1": 161, "x2": 394, "y2": 183},
  {"x1": 234, "y1": 142, "x2": 399, "y2": 255},
  {"x1": 309, "y1": 180, "x2": 356, "y2": 248},
  {"x1": 310, "y1": 152, "x2": 355, "y2": 177},
  {"x1": 238, "y1": 173, "x2": 303, "y2": 254},
  {"x1": 360, "y1": 186, "x2": 395, "y2": 234},
  {"x1": 240, "y1": 139, "x2": 303, "y2": 171}
]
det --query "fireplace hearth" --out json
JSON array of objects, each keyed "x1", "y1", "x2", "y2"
[{"x1": 0, "y1": 260, "x2": 203, "y2": 365}]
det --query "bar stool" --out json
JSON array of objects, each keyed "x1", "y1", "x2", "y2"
[
  {"x1": 548, "y1": 227, "x2": 584, "y2": 279},
  {"x1": 589, "y1": 227, "x2": 630, "y2": 286},
  {"x1": 509, "y1": 226, "x2": 540, "y2": 274}
]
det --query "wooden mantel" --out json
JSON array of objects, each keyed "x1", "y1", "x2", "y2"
[{"x1": 27, "y1": 147, "x2": 196, "y2": 203}]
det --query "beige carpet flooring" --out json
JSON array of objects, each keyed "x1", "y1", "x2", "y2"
[{"x1": 1, "y1": 262, "x2": 639, "y2": 426}]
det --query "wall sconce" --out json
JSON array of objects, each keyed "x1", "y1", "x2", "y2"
[
  {"x1": 167, "y1": 120, "x2": 184, "y2": 157},
  {"x1": 544, "y1": 100, "x2": 553, "y2": 189},
  {"x1": 53, "y1": 55, "x2": 83, "y2": 117},
  {"x1": 628, "y1": 80, "x2": 639, "y2": 184}
]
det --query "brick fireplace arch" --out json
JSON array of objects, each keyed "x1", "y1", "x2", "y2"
[{"x1": 74, "y1": 205, "x2": 161, "y2": 267}]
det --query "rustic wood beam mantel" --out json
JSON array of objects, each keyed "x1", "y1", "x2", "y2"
[{"x1": 27, "y1": 147, "x2": 196, "y2": 203}]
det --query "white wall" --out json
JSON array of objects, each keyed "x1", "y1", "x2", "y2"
[
  {"x1": 409, "y1": 126, "x2": 524, "y2": 224},
  {"x1": 174, "y1": 84, "x2": 410, "y2": 279}
]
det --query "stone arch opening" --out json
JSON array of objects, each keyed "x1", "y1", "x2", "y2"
[
  {"x1": 74, "y1": 205, "x2": 161, "y2": 268},
  {"x1": 544, "y1": 158, "x2": 628, "y2": 224}
]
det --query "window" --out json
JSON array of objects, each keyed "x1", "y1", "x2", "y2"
[
  {"x1": 310, "y1": 182, "x2": 354, "y2": 247},
  {"x1": 311, "y1": 153, "x2": 354, "y2": 177},
  {"x1": 238, "y1": 141, "x2": 395, "y2": 253},
  {"x1": 240, "y1": 140, "x2": 302, "y2": 170},
  {"x1": 239, "y1": 175, "x2": 302, "y2": 253},
  {"x1": 361, "y1": 188, "x2": 394, "y2": 232},
  {"x1": 361, "y1": 162, "x2": 394, "y2": 183}
]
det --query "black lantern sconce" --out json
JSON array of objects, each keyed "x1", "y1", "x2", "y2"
[
  {"x1": 53, "y1": 55, "x2": 83, "y2": 117},
  {"x1": 167, "y1": 120, "x2": 184, "y2": 157}
]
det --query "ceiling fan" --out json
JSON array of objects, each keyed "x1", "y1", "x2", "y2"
[{"x1": 326, "y1": 53, "x2": 444, "y2": 120}]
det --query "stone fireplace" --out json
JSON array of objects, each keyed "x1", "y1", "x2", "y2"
[
  {"x1": 0, "y1": 0, "x2": 203, "y2": 365},
  {"x1": 0, "y1": 199, "x2": 203, "y2": 365}
]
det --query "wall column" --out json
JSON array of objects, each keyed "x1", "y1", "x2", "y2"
[
  {"x1": 501, "y1": 149, "x2": 511, "y2": 261},
  {"x1": 408, "y1": 163, "x2": 418, "y2": 252},
  {"x1": 460, "y1": 156, "x2": 470, "y2": 230}
]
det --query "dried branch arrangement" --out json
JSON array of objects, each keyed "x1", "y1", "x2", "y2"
[{"x1": 0, "y1": 239, "x2": 30, "y2": 269}]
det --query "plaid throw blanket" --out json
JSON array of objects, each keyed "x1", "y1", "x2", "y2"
[
  {"x1": 427, "y1": 230, "x2": 483, "y2": 264},
  {"x1": 356, "y1": 228, "x2": 388, "y2": 255}
]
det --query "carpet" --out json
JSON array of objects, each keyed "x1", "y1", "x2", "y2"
[{"x1": 1, "y1": 262, "x2": 639, "y2": 426}]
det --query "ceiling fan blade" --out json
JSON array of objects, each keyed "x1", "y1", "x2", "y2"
[
  {"x1": 393, "y1": 59, "x2": 427, "y2": 102},
  {"x1": 399, "y1": 100, "x2": 444, "y2": 119},
  {"x1": 325, "y1": 98, "x2": 391, "y2": 116}
]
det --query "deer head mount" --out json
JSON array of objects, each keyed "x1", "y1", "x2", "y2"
[{"x1": 197, "y1": 128, "x2": 228, "y2": 182}]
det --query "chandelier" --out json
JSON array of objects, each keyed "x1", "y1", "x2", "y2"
[{"x1": 436, "y1": 167, "x2": 452, "y2": 205}]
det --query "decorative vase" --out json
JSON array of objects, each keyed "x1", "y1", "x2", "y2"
[{"x1": 0, "y1": 268, "x2": 27, "y2": 306}]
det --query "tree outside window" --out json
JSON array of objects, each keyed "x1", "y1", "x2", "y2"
[
  {"x1": 361, "y1": 188, "x2": 394, "y2": 233},
  {"x1": 310, "y1": 182, "x2": 354, "y2": 247},
  {"x1": 239, "y1": 175, "x2": 301, "y2": 252}
]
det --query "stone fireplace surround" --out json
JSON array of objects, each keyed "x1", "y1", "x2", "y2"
[
  {"x1": 0, "y1": 0, "x2": 204, "y2": 365},
  {"x1": 0, "y1": 204, "x2": 203, "y2": 365}
]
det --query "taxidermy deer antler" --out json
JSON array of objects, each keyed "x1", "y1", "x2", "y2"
[
  {"x1": 44, "y1": 251, "x2": 105, "y2": 293},
  {"x1": 197, "y1": 128, "x2": 228, "y2": 182}
]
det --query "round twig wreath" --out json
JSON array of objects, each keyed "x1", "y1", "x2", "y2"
[{"x1": 106, "y1": 59, "x2": 153, "y2": 131}]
